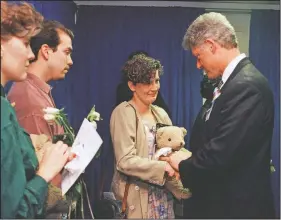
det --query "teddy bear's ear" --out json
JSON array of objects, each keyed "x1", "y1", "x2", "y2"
[
  {"x1": 156, "y1": 128, "x2": 164, "y2": 140},
  {"x1": 181, "y1": 127, "x2": 187, "y2": 136},
  {"x1": 156, "y1": 123, "x2": 169, "y2": 130}
]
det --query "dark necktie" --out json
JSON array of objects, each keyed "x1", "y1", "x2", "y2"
[{"x1": 205, "y1": 79, "x2": 224, "y2": 121}]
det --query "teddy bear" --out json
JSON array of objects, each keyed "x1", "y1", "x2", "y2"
[
  {"x1": 153, "y1": 123, "x2": 192, "y2": 200},
  {"x1": 154, "y1": 123, "x2": 191, "y2": 160}
]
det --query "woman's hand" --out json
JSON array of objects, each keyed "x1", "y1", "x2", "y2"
[
  {"x1": 66, "y1": 147, "x2": 77, "y2": 162},
  {"x1": 31, "y1": 134, "x2": 76, "y2": 185},
  {"x1": 36, "y1": 141, "x2": 71, "y2": 183},
  {"x1": 160, "y1": 150, "x2": 192, "y2": 172},
  {"x1": 165, "y1": 162, "x2": 175, "y2": 177},
  {"x1": 174, "y1": 171, "x2": 180, "y2": 181},
  {"x1": 165, "y1": 162, "x2": 181, "y2": 180}
]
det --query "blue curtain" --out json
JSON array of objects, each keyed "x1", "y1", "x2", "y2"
[
  {"x1": 29, "y1": 1, "x2": 77, "y2": 30},
  {"x1": 249, "y1": 10, "x2": 280, "y2": 218},
  {"x1": 69, "y1": 5, "x2": 204, "y2": 204}
]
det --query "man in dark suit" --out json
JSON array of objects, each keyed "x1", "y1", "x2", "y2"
[
  {"x1": 184, "y1": 74, "x2": 221, "y2": 218},
  {"x1": 161, "y1": 12, "x2": 275, "y2": 219}
]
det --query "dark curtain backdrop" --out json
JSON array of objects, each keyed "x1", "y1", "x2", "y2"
[
  {"x1": 69, "y1": 5, "x2": 204, "y2": 205},
  {"x1": 249, "y1": 10, "x2": 280, "y2": 218}
]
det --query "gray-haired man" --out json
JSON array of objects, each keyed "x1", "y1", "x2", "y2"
[{"x1": 161, "y1": 12, "x2": 275, "y2": 219}]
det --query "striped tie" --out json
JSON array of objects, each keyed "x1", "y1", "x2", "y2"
[
  {"x1": 217, "y1": 79, "x2": 224, "y2": 90},
  {"x1": 205, "y1": 79, "x2": 224, "y2": 121},
  {"x1": 213, "y1": 80, "x2": 223, "y2": 100}
]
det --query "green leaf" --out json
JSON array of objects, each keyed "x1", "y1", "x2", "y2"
[
  {"x1": 270, "y1": 165, "x2": 276, "y2": 173},
  {"x1": 75, "y1": 181, "x2": 83, "y2": 194},
  {"x1": 87, "y1": 105, "x2": 97, "y2": 121},
  {"x1": 270, "y1": 159, "x2": 276, "y2": 173}
]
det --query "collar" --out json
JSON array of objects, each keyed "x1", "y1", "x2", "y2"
[
  {"x1": 26, "y1": 73, "x2": 51, "y2": 94},
  {"x1": 1, "y1": 84, "x2": 5, "y2": 97},
  {"x1": 126, "y1": 101, "x2": 164, "y2": 124},
  {"x1": 221, "y1": 53, "x2": 246, "y2": 89}
]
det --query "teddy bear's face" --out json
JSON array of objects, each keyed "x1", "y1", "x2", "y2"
[{"x1": 156, "y1": 126, "x2": 187, "y2": 151}]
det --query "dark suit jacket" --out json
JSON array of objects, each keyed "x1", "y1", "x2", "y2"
[
  {"x1": 189, "y1": 99, "x2": 212, "y2": 153},
  {"x1": 179, "y1": 58, "x2": 275, "y2": 219},
  {"x1": 184, "y1": 99, "x2": 212, "y2": 218}
]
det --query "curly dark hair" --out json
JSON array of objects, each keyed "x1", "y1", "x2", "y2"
[
  {"x1": 127, "y1": 50, "x2": 149, "y2": 60},
  {"x1": 122, "y1": 54, "x2": 163, "y2": 84},
  {"x1": 1, "y1": 1, "x2": 43, "y2": 41}
]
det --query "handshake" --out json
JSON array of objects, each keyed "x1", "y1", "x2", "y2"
[{"x1": 159, "y1": 149, "x2": 192, "y2": 180}]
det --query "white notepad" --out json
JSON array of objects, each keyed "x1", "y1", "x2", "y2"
[{"x1": 61, "y1": 118, "x2": 103, "y2": 195}]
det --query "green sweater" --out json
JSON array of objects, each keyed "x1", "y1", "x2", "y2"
[{"x1": 1, "y1": 85, "x2": 48, "y2": 218}]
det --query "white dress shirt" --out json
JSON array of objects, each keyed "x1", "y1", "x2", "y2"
[
  {"x1": 220, "y1": 53, "x2": 246, "y2": 89},
  {"x1": 205, "y1": 53, "x2": 246, "y2": 121}
]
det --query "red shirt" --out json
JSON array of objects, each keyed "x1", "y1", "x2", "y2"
[{"x1": 7, "y1": 73, "x2": 64, "y2": 139}]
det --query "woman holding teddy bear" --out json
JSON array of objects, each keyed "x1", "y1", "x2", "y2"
[{"x1": 110, "y1": 54, "x2": 190, "y2": 219}]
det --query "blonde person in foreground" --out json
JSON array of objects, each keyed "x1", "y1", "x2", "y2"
[
  {"x1": 8, "y1": 19, "x2": 74, "y2": 219},
  {"x1": 110, "y1": 54, "x2": 190, "y2": 219},
  {"x1": 1, "y1": 1, "x2": 74, "y2": 218}
]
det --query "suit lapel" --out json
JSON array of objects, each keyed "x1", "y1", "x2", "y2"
[
  {"x1": 220, "y1": 57, "x2": 251, "y2": 93},
  {"x1": 205, "y1": 57, "x2": 252, "y2": 136}
]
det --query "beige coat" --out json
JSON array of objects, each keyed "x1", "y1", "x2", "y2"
[{"x1": 110, "y1": 101, "x2": 191, "y2": 218}]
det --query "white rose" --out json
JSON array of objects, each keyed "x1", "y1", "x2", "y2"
[
  {"x1": 91, "y1": 112, "x2": 100, "y2": 121},
  {"x1": 44, "y1": 113, "x2": 56, "y2": 122},
  {"x1": 43, "y1": 107, "x2": 60, "y2": 114}
]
